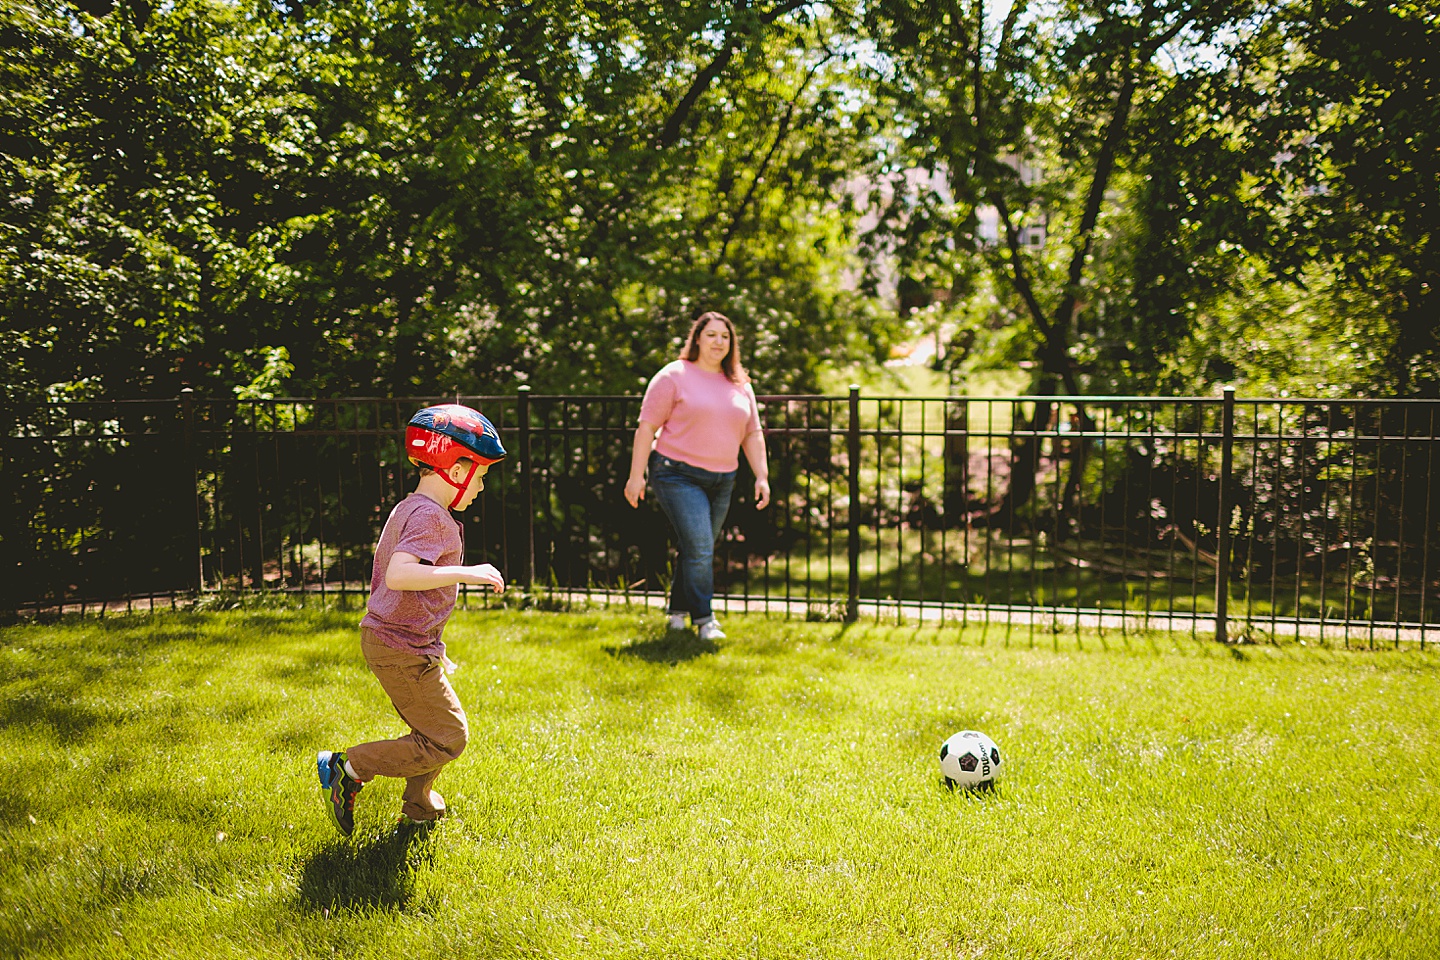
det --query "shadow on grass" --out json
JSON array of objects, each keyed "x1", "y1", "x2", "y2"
[
  {"x1": 603, "y1": 631, "x2": 718, "y2": 665},
  {"x1": 297, "y1": 821, "x2": 438, "y2": 912},
  {"x1": 0, "y1": 692, "x2": 112, "y2": 742},
  {"x1": 7, "y1": 608, "x2": 359, "y2": 643},
  {"x1": 939, "y1": 778, "x2": 1004, "y2": 800}
]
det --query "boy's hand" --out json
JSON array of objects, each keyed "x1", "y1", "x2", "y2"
[{"x1": 465, "y1": 563, "x2": 505, "y2": 593}]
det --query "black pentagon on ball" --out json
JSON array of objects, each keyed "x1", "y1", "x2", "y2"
[
  {"x1": 990, "y1": 747, "x2": 1000, "y2": 765},
  {"x1": 958, "y1": 751, "x2": 979, "y2": 772},
  {"x1": 939, "y1": 743, "x2": 949, "y2": 761}
]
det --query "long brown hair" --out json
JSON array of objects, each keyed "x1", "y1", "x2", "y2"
[{"x1": 680, "y1": 311, "x2": 748, "y2": 384}]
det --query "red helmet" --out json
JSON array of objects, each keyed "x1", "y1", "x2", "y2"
[{"x1": 405, "y1": 404, "x2": 506, "y2": 507}]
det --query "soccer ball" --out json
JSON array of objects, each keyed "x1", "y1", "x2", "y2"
[{"x1": 939, "y1": 730, "x2": 1002, "y2": 790}]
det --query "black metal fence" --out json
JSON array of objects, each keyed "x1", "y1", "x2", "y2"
[{"x1": 6, "y1": 389, "x2": 1438, "y2": 646}]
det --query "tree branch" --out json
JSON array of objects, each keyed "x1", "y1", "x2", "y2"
[
  {"x1": 711, "y1": 52, "x2": 832, "y2": 272},
  {"x1": 655, "y1": 0, "x2": 809, "y2": 150},
  {"x1": 1052, "y1": 13, "x2": 1189, "y2": 345}
]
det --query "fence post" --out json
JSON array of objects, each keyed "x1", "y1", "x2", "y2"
[
  {"x1": 517, "y1": 385, "x2": 535, "y2": 591},
  {"x1": 1214, "y1": 386, "x2": 1235, "y2": 643},
  {"x1": 181, "y1": 388, "x2": 203, "y2": 598},
  {"x1": 847, "y1": 384, "x2": 861, "y2": 623}
]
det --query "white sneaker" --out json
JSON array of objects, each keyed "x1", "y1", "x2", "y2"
[
  {"x1": 697, "y1": 620, "x2": 726, "y2": 641},
  {"x1": 666, "y1": 613, "x2": 687, "y2": 631}
]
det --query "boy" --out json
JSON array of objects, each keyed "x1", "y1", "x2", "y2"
[{"x1": 317, "y1": 403, "x2": 507, "y2": 836}]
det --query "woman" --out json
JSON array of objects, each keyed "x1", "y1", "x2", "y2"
[{"x1": 624, "y1": 312, "x2": 770, "y2": 640}]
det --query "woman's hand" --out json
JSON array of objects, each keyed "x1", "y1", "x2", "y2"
[
  {"x1": 626, "y1": 422, "x2": 659, "y2": 509},
  {"x1": 741, "y1": 429, "x2": 770, "y2": 510},
  {"x1": 624, "y1": 475, "x2": 646, "y2": 508},
  {"x1": 753, "y1": 477, "x2": 771, "y2": 510}
]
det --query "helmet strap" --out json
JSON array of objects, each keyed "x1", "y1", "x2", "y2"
[{"x1": 442, "y1": 459, "x2": 482, "y2": 509}]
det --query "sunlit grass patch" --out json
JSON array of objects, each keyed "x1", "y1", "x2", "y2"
[{"x1": 1, "y1": 609, "x2": 1437, "y2": 958}]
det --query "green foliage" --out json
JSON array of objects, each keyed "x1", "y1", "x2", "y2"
[
  {"x1": 2, "y1": 0, "x2": 891, "y2": 401},
  {"x1": 1, "y1": 0, "x2": 312, "y2": 400},
  {"x1": 862, "y1": 0, "x2": 1440, "y2": 398},
  {"x1": 1091, "y1": 0, "x2": 1440, "y2": 396},
  {"x1": 232, "y1": 345, "x2": 294, "y2": 401},
  {"x1": 1257, "y1": 0, "x2": 1440, "y2": 394},
  {"x1": 5, "y1": 0, "x2": 1434, "y2": 401},
  {"x1": 864, "y1": 0, "x2": 1273, "y2": 395}
]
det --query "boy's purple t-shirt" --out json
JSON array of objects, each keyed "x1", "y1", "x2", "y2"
[
  {"x1": 639, "y1": 359, "x2": 762, "y2": 473},
  {"x1": 361, "y1": 493, "x2": 464, "y2": 657}
]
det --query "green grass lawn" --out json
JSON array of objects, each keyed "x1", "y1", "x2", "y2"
[{"x1": 2, "y1": 607, "x2": 1437, "y2": 959}]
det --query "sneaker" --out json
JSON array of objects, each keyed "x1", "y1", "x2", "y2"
[
  {"x1": 698, "y1": 619, "x2": 726, "y2": 641},
  {"x1": 666, "y1": 613, "x2": 687, "y2": 632},
  {"x1": 317, "y1": 749, "x2": 363, "y2": 837}
]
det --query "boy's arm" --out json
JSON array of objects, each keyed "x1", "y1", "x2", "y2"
[{"x1": 385, "y1": 552, "x2": 505, "y2": 593}]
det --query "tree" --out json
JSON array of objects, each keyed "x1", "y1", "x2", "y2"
[
  {"x1": 1263, "y1": 0, "x2": 1439, "y2": 396},
  {"x1": 1075, "y1": 0, "x2": 1439, "y2": 399},
  {"x1": 860, "y1": 0, "x2": 1265, "y2": 525},
  {"x1": 0, "y1": 0, "x2": 327, "y2": 402},
  {"x1": 866, "y1": 0, "x2": 1278, "y2": 389},
  {"x1": 3, "y1": 0, "x2": 893, "y2": 402}
]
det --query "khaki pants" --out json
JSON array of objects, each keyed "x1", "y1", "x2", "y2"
[{"x1": 346, "y1": 627, "x2": 469, "y2": 822}]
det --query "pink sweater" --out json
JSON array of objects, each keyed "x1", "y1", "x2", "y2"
[{"x1": 639, "y1": 360, "x2": 762, "y2": 473}]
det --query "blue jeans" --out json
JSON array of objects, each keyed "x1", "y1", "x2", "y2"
[{"x1": 648, "y1": 452, "x2": 736, "y2": 625}]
